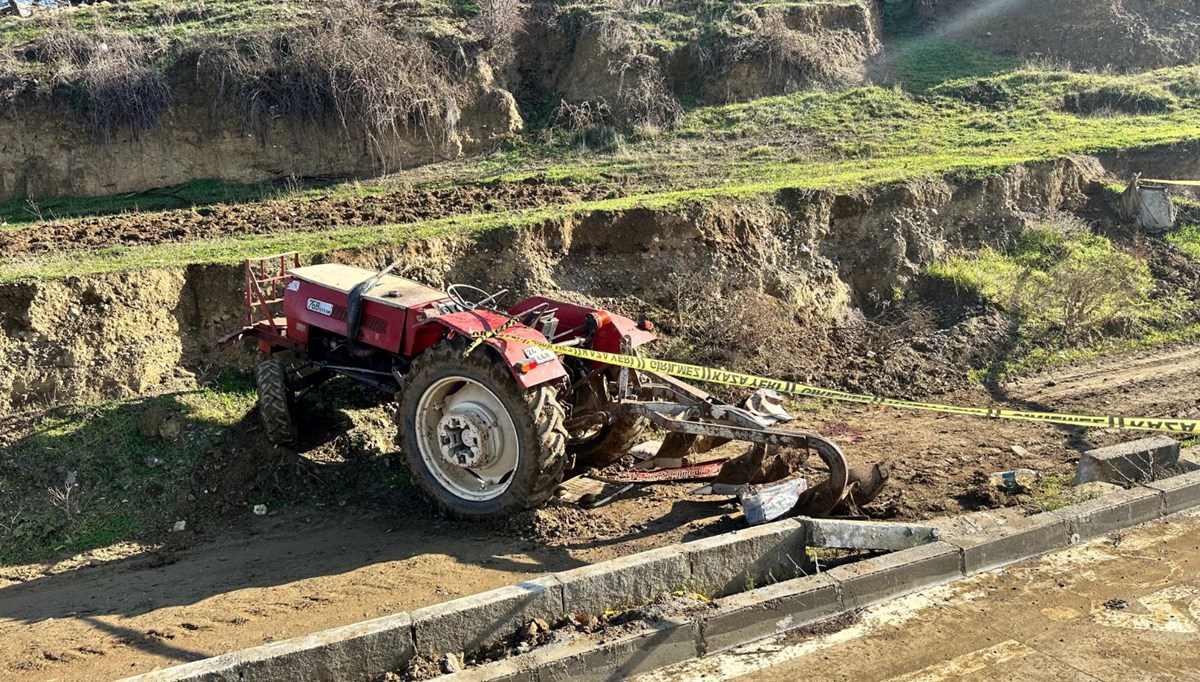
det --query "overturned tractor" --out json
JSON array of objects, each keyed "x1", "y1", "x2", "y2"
[{"x1": 223, "y1": 254, "x2": 874, "y2": 520}]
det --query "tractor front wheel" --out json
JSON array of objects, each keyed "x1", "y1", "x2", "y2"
[
  {"x1": 256, "y1": 356, "x2": 297, "y2": 446},
  {"x1": 397, "y1": 340, "x2": 568, "y2": 520}
]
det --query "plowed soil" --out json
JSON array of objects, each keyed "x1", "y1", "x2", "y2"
[
  {"x1": 3, "y1": 342, "x2": 1200, "y2": 681},
  {"x1": 0, "y1": 179, "x2": 623, "y2": 256}
]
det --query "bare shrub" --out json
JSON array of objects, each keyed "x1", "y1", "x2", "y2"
[
  {"x1": 199, "y1": 0, "x2": 464, "y2": 159},
  {"x1": 748, "y1": 15, "x2": 849, "y2": 84},
  {"x1": 470, "y1": 0, "x2": 525, "y2": 71},
  {"x1": 592, "y1": 16, "x2": 682, "y2": 129},
  {"x1": 553, "y1": 99, "x2": 611, "y2": 130},
  {"x1": 704, "y1": 12, "x2": 861, "y2": 97},
  {"x1": 0, "y1": 46, "x2": 24, "y2": 110},
  {"x1": 37, "y1": 26, "x2": 171, "y2": 138}
]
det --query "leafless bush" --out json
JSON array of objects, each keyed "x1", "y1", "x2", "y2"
[
  {"x1": 614, "y1": 56, "x2": 683, "y2": 129},
  {"x1": 657, "y1": 272, "x2": 810, "y2": 397},
  {"x1": 471, "y1": 0, "x2": 525, "y2": 70},
  {"x1": 703, "y1": 13, "x2": 857, "y2": 96},
  {"x1": 37, "y1": 26, "x2": 171, "y2": 139},
  {"x1": 200, "y1": 0, "x2": 463, "y2": 159},
  {"x1": 857, "y1": 302, "x2": 938, "y2": 356},
  {"x1": 743, "y1": 15, "x2": 846, "y2": 85},
  {"x1": 592, "y1": 16, "x2": 683, "y2": 129},
  {"x1": 0, "y1": 47, "x2": 23, "y2": 108},
  {"x1": 553, "y1": 99, "x2": 612, "y2": 130}
]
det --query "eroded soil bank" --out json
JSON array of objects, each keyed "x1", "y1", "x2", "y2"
[
  {"x1": 0, "y1": 155, "x2": 1110, "y2": 415},
  {"x1": 3, "y1": 150, "x2": 1199, "y2": 679}
]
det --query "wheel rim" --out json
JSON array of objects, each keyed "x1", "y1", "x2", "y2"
[{"x1": 414, "y1": 375, "x2": 521, "y2": 502}]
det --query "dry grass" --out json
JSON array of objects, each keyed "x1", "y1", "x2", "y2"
[
  {"x1": 592, "y1": 16, "x2": 683, "y2": 129},
  {"x1": 471, "y1": 0, "x2": 525, "y2": 72},
  {"x1": 36, "y1": 23, "x2": 171, "y2": 138},
  {"x1": 196, "y1": 0, "x2": 464, "y2": 160},
  {"x1": 704, "y1": 13, "x2": 862, "y2": 98}
]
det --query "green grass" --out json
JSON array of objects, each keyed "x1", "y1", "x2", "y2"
[
  {"x1": 0, "y1": 0, "x2": 309, "y2": 44},
  {"x1": 0, "y1": 375, "x2": 255, "y2": 565},
  {"x1": 935, "y1": 222, "x2": 1200, "y2": 381},
  {"x1": 5, "y1": 63, "x2": 1200, "y2": 281},
  {"x1": 1167, "y1": 223, "x2": 1200, "y2": 260},
  {"x1": 8, "y1": 68, "x2": 1200, "y2": 281},
  {"x1": 1028, "y1": 473, "x2": 1103, "y2": 513},
  {"x1": 0, "y1": 0, "x2": 457, "y2": 45},
  {"x1": 882, "y1": 38, "x2": 1019, "y2": 92},
  {"x1": 877, "y1": 0, "x2": 1018, "y2": 91}
]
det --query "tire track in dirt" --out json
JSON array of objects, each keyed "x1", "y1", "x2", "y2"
[{"x1": 1007, "y1": 347, "x2": 1200, "y2": 420}]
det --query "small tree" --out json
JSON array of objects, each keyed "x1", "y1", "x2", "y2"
[
  {"x1": 1006, "y1": 225, "x2": 1153, "y2": 342},
  {"x1": 1039, "y1": 237, "x2": 1152, "y2": 341}
]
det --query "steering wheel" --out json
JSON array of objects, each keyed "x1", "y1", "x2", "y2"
[{"x1": 446, "y1": 284, "x2": 507, "y2": 312}]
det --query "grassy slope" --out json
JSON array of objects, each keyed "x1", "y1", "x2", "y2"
[
  {"x1": 0, "y1": 375, "x2": 255, "y2": 565},
  {"x1": 4, "y1": 65, "x2": 1200, "y2": 281}
]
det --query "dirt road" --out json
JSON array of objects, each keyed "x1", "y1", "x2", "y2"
[
  {"x1": 640, "y1": 511, "x2": 1200, "y2": 682},
  {"x1": 4, "y1": 342, "x2": 1200, "y2": 680}
]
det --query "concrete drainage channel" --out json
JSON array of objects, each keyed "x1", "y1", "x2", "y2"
[{"x1": 123, "y1": 439, "x2": 1200, "y2": 682}]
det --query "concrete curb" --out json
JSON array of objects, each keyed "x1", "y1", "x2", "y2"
[{"x1": 123, "y1": 467, "x2": 1200, "y2": 682}]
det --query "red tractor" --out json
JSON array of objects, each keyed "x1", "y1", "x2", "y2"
[{"x1": 222, "y1": 254, "x2": 855, "y2": 520}]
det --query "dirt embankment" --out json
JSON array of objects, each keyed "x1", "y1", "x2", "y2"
[
  {"x1": 914, "y1": 0, "x2": 1200, "y2": 70},
  {"x1": 1, "y1": 1, "x2": 883, "y2": 202},
  {"x1": 517, "y1": 0, "x2": 882, "y2": 122},
  {"x1": 0, "y1": 154, "x2": 1109, "y2": 415},
  {"x1": 1, "y1": 77, "x2": 523, "y2": 202}
]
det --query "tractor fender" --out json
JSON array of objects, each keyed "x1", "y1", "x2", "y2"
[{"x1": 425, "y1": 311, "x2": 568, "y2": 389}]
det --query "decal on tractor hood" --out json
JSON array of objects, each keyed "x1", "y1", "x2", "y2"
[{"x1": 306, "y1": 298, "x2": 334, "y2": 316}]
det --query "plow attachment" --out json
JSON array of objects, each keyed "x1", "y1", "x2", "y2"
[{"x1": 559, "y1": 363, "x2": 887, "y2": 523}]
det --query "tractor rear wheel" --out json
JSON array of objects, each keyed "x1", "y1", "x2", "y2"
[
  {"x1": 256, "y1": 356, "x2": 297, "y2": 446},
  {"x1": 397, "y1": 340, "x2": 568, "y2": 520}
]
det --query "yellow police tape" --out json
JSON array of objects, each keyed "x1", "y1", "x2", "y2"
[
  {"x1": 493, "y1": 333, "x2": 1200, "y2": 434},
  {"x1": 1143, "y1": 179, "x2": 1200, "y2": 187}
]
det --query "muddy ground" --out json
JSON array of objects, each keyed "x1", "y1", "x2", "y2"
[
  {"x1": 0, "y1": 178, "x2": 624, "y2": 256},
  {"x1": 2, "y1": 341, "x2": 1198, "y2": 680}
]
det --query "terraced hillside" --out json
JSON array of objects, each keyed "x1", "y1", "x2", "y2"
[{"x1": 5, "y1": 4, "x2": 1200, "y2": 678}]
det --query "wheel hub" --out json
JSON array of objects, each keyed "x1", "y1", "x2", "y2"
[{"x1": 436, "y1": 404, "x2": 501, "y2": 468}]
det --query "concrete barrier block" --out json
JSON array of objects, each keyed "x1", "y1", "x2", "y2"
[
  {"x1": 1146, "y1": 470, "x2": 1200, "y2": 515},
  {"x1": 122, "y1": 612, "x2": 414, "y2": 682},
  {"x1": 1077, "y1": 436, "x2": 1179, "y2": 484},
  {"x1": 681, "y1": 519, "x2": 807, "y2": 598},
  {"x1": 699, "y1": 574, "x2": 840, "y2": 654},
  {"x1": 558, "y1": 546, "x2": 690, "y2": 615},
  {"x1": 1058, "y1": 486, "x2": 1164, "y2": 541},
  {"x1": 826, "y1": 542, "x2": 962, "y2": 610},
  {"x1": 412, "y1": 577, "x2": 563, "y2": 656},
  {"x1": 803, "y1": 518, "x2": 939, "y2": 551},
  {"x1": 438, "y1": 658, "x2": 536, "y2": 682},
  {"x1": 536, "y1": 619, "x2": 701, "y2": 682},
  {"x1": 945, "y1": 512, "x2": 1071, "y2": 575}
]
